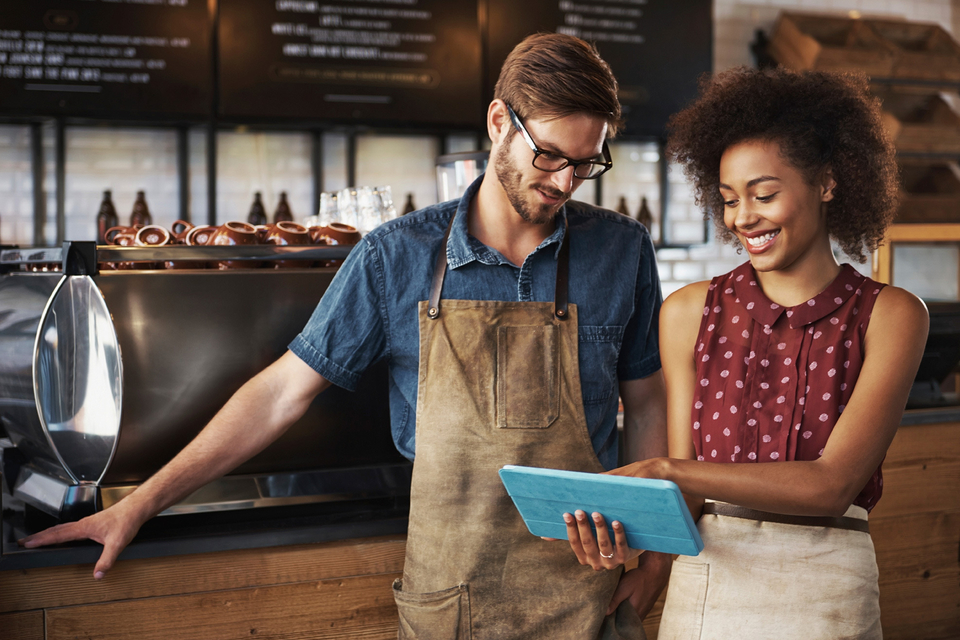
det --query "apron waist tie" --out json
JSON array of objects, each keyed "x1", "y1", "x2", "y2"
[{"x1": 703, "y1": 502, "x2": 870, "y2": 534}]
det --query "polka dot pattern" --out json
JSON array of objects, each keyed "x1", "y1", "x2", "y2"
[{"x1": 690, "y1": 262, "x2": 886, "y2": 512}]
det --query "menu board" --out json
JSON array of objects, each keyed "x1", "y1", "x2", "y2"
[
  {"x1": 219, "y1": 0, "x2": 483, "y2": 127},
  {"x1": 486, "y1": 0, "x2": 712, "y2": 137},
  {"x1": 0, "y1": 0, "x2": 212, "y2": 119}
]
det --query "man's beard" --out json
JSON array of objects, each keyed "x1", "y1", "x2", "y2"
[{"x1": 494, "y1": 141, "x2": 569, "y2": 225}]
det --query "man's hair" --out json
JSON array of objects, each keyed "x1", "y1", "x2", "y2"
[
  {"x1": 494, "y1": 33, "x2": 622, "y2": 137},
  {"x1": 667, "y1": 66, "x2": 899, "y2": 262}
]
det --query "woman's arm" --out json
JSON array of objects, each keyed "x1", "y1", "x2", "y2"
[
  {"x1": 564, "y1": 281, "x2": 708, "y2": 568},
  {"x1": 659, "y1": 282, "x2": 708, "y2": 520},
  {"x1": 616, "y1": 285, "x2": 929, "y2": 517}
]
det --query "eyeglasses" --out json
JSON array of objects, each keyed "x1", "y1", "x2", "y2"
[{"x1": 506, "y1": 104, "x2": 613, "y2": 180}]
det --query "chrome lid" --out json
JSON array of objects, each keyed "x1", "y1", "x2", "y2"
[{"x1": 34, "y1": 275, "x2": 122, "y2": 484}]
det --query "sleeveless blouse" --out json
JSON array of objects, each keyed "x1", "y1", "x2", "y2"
[{"x1": 692, "y1": 262, "x2": 886, "y2": 511}]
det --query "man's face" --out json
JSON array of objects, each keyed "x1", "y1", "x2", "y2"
[{"x1": 494, "y1": 111, "x2": 608, "y2": 225}]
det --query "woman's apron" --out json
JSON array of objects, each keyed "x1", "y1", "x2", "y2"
[
  {"x1": 657, "y1": 501, "x2": 882, "y2": 639},
  {"x1": 392, "y1": 221, "x2": 645, "y2": 639}
]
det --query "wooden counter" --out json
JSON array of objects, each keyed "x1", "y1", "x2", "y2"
[
  {"x1": 1, "y1": 534, "x2": 406, "y2": 640},
  {"x1": 2, "y1": 416, "x2": 958, "y2": 639}
]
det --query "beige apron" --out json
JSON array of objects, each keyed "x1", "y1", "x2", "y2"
[
  {"x1": 392, "y1": 222, "x2": 646, "y2": 639},
  {"x1": 657, "y1": 501, "x2": 882, "y2": 640}
]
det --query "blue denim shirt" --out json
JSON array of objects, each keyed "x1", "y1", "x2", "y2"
[{"x1": 290, "y1": 177, "x2": 662, "y2": 470}]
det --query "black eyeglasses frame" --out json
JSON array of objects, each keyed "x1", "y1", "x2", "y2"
[{"x1": 505, "y1": 103, "x2": 613, "y2": 180}]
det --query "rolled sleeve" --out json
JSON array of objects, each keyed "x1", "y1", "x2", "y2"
[
  {"x1": 617, "y1": 232, "x2": 663, "y2": 380},
  {"x1": 289, "y1": 238, "x2": 388, "y2": 391}
]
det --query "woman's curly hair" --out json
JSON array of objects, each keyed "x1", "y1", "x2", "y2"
[{"x1": 666, "y1": 66, "x2": 899, "y2": 262}]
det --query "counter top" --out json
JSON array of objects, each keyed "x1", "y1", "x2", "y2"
[
  {"x1": 1, "y1": 493, "x2": 408, "y2": 572},
  {"x1": 3, "y1": 407, "x2": 957, "y2": 574},
  {"x1": 899, "y1": 404, "x2": 960, "y2": 425}
]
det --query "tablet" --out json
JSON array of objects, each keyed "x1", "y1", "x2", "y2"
[{"x1": 499, "y1": 465, "x2": 704, "y2": 556}]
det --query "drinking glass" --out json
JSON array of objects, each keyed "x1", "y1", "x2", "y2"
[
  {"x1": 376, "y1": 186, "x2": 398, "y2": 221},
  {"x1": 356, "y1": 186, "x2": 384, "y2": 234},
  {"x1": 318, "y1": 192, "x2": 339, "y2": 226},
  {"x1": 337, "y1": 188, "x2": 360, "y2": 229}
]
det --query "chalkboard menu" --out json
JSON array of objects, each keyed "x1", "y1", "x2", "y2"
[
  {"x1": 219, "y1": 0, "x2": 483, "y2": 127},
  {"x1": 486, "y1": 0, "x2": 712, "y2": 137},
  {"x1": 0, "y1": 0, "x2": 212, "y2": 119}
]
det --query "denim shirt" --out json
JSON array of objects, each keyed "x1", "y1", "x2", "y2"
[{"x1": 290, "y1": 177, "x2": 662, "y2": 470}]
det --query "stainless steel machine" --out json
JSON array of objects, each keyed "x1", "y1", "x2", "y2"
[{"x1": 0, "y1": 242, "x2": 409, "y2": 521}]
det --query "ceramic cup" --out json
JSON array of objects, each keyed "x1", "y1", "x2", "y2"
[
  {"x1": 105, "y1": 225, "x2": 137, "y2": 246},
  {"x1": 309, "y1": 222, "x2": 359, "y2": 268},
  {"x1": 262, "y1": 221, "x2": 311, "y2": 269},
  {"x1": 171, "y1": 219, "x2": 194, "y2": 244},
  {"x1": 208, "y1": 220, "x2": 260, "y2": 269},
  {"x1": 254, "y1": 224, "x2": 272, "y2": 244},
  {"x1": 103, "y1": 225, "x2": 138, "y2": 270},
  {"x1": 174, "y1": 224, "x2": 218, "y2": 269},
  {"x1": 134, "y1": 225, "x2": 172, "y2": 270},
  {"x1": 319, "y1": 222, "x2": 361, "y2": 246},
  {"x1": 185, "y1": 225, "x2": 217, "y2": 246},
  {"x1": 135, "y1": 225, "x2": 172, "y2": 247}
]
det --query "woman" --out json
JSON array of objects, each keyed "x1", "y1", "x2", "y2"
[{"x1": 564, "y1": 67, "x2": 928, "y2": 637}]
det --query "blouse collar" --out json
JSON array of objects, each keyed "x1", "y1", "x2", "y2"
[{"x1": 732, "y1": 262, "x2": 866, "y2": 329}]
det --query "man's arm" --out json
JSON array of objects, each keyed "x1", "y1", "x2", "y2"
[
  {"x1": 620, "y1": 374, "x2": 667, "y2": 465},
  {"x1": 20, "y1": 350, "x2": 330, "y2": 579}
]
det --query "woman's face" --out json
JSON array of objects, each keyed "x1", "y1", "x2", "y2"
[{"x1": 719, "y1": 139, "x2": 836, "y2": 274}]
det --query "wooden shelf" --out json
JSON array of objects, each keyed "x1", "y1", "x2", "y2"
[{"x1": 873, "y1": 223, "x2": 960, "y2": 283}]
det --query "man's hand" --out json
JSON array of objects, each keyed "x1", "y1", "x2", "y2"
[
  {"x1": 19, "y1": 497, "x2": 146, "y2": 580},
  {"x1": 607, "y1": 551, "x2": 672, "y2": 617}
]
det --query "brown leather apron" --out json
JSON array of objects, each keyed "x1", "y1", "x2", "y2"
[{"x1": 392, "y1": 220, "x2": 646, "y2": 639}]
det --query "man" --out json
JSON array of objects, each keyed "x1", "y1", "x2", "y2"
[{"x1": 23, "y1": 33, "x2": 669, "y2": 639}]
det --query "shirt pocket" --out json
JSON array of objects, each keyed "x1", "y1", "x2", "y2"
[{"x1": 578, "y1": 325, "x2": 623, "y2": 406}]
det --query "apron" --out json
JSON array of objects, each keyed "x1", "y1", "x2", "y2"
[
  {"x1": 657, "y1": 501, "x2": 882, "y2": 640},
  {"x1": 392, "y1": 220, "x2": 646, "y2": 640}
]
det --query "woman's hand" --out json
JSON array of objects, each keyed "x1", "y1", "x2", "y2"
[
  {"x1": 605, "y1": 457, "x2": 670, "y2": 480},
  {"x1": 555, "y1": 458, "x2": 669, "y2": 570},
  {"x1": 563, "y1": 510, "x2": 643, "y2": 570}
]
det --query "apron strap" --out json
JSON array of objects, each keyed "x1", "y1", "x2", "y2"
[
  {"x1": 554, "y1": 229, "x2": 570, "y2": 319},
  {"x1": 427, "y1": 214, "x2": 570, "y2": 320},
  {"x1": 426, "y1": 218, "x2": 453, "y2": 319}
]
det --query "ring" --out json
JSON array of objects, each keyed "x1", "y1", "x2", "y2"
[{"x1": 600, "y1": 550, "x2": 615, "y2": 559}]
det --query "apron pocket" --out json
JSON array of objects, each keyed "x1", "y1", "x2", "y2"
[
  {"x1": 658, "y1": 559, "x2": 709, "y2": 640},
  {"x1": 393, "y1": 579, "x2": 472, "y2": 639},
  {"x1": 496, "y1": 325, "x2": 560, "y2": 429}
]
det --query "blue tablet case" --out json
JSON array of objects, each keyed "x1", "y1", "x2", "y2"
[{"x1": 498, "y1": 465, "x2": 704, "y2": 556}]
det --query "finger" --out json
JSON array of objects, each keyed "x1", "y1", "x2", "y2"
[
  {"x1": 574, "y1": 510, "x2": 603, "y2": 570},
  {"x1": 563, "y1": 512, "x2": 588, "y2": 565},
  {"x1": 602, "y1": 462, "x2": 639, "y2": 477},
  {"x1": 611, "y1": 520, "x2": 630, "y2": 555},
  {"x1": 19, "y1": 522, "x2": 85, "y2": 548},
  {"x1": 94, "y1": 540, "x2": 123, "y2": 580},
  {"x1": 592, "y1": 513, "x2": 617, "y2": 565}
]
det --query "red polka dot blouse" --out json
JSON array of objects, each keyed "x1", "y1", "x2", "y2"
[{"x1": 692, "y1": 262, "x2": 886, "y2": 511}]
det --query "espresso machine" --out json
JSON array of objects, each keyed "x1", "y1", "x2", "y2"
[
  {"x1": 0, "y1": 242, "x2": 410, "y2": 522},
  {"x1": 436, "y1": 150, "x2": 489, "y2": 202}
]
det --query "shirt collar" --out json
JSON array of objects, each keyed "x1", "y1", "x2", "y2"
[
  {"x1": 734, "y1": 262, "x2": 865, "y2": 329},
  {"x1": 446, "y1": 174, "x2": 567, "y2": 269}
]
